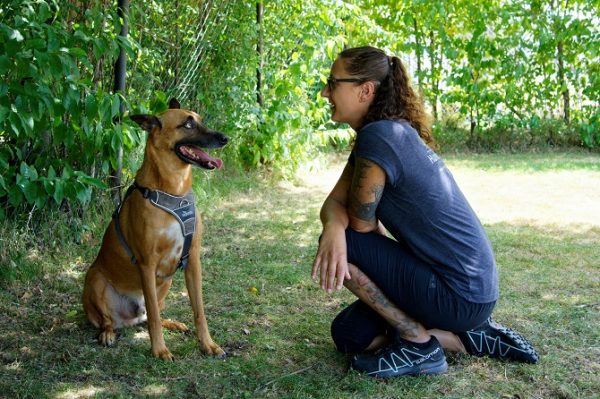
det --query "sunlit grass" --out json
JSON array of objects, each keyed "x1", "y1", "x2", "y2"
[
  {"x1": 0, "y1": 151, "x2": 598, "y2": 398},
  {"x1": 443, "y1": 150, "x2": 600, "y2": 172}
]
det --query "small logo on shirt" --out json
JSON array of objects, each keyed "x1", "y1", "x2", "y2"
[{"x1": 427, "y1": 151, "x2": 440, "y2": 164}]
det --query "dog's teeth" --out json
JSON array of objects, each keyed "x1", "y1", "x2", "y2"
[
  {"x1": 179, "y1": 145, "x2": 222, "y2": 168},
  {"x1": 181, "y1": 146, "x2": 198, "y2": 160}
]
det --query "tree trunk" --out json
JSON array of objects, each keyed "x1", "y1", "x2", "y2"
[
  {"x1": 412, "y1": 16, "x2": 422, "y2": 93},
  {"x1": 111, "y1": 0, "x2": 129, "y2": 203},
  {"x1": 470, "y1": 107, "x2": 476, "y2": 144},
  {"x1": 256, "y1": 2, "x2": 263, "y2": 107},
  {"x1": 174, "y1": 0, "x2": 180, "y2": 88},
  {"x1": 428, "y1": 30, "x2": 439, "y2": 121},
  {"x1": 556, "y1": 40, "x2": 570, "y2": 123}
]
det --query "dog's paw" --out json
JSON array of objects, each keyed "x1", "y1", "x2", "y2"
[
  {"x1": 201, "y1": 341, "x2": 227, "y2": 359},
  {"x1": 153, "y1": 347, "x2": 175, "y2": 361},
  {"x1": 98, "y1": 330, "x2": 117, "y2": 347},
  {"x1": 161, "y1": 319, "x2": 189, "y2": 332}
]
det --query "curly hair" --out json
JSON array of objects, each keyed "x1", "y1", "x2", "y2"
[{"x1": 338, "y1": 46, "x2": 435, "y2": 147}]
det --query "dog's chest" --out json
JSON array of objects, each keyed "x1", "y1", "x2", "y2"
[{"x1": 157, "y1": 221, "x2": 185, "y2": 271}]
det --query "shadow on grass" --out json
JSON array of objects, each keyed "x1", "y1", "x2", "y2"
[{"x1": 1, "y1": 181, "x2": 599, "y2": 398}]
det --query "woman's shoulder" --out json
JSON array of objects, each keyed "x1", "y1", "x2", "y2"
[
  {"x1": 361, "y1": 118, "x2": 413, "y2": 132},
  {"x1": 360, "y1": 119, "x2": 417, "y2": 142}
]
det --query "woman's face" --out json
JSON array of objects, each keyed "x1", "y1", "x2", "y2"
[{"x1": 320, "y1": 58, "x2": 373, "y2": 130}]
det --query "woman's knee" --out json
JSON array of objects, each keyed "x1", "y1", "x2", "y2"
[
  {"x1": 331, "y1": 314, "x2": 372, "y2": 353},
  {"x1": 330, "y1": 301, "x2": 387, "y2": 353}
]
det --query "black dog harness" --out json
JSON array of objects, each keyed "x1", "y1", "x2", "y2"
[{"x1": 113, "y1": 182, "x2": 196, "y2": 274}]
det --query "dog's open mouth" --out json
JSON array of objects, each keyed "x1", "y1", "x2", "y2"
[{"x1": 175, "y1": 144, "x2": 223, "y2": 169}]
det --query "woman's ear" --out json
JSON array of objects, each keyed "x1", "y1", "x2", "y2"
[{"x1": 359, "y1": 81, "x2": 377, "y2": 103}]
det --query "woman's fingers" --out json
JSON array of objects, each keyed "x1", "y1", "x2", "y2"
[
  {"x1": 312, "y1": 243, "x2": 349, "y2": 292},
  {"x1": 336, "y1": 261, "x2": 350, "y2": 291},
  {"x1": 326, "y1": 260, "x2": 337, "y2": 292},
  {"x1": 311, "y1": 255, "x2": 320, "y2": 280},
  {"x1": 335, "y1": 264, "x2": 345, "y2": 291},
  {"x1": 320, "y1": 257, "x2": 329, "y2": 290}
]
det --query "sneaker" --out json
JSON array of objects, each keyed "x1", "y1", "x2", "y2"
[
  {"x1": 457, "y1": 318, "x2": 539, "y2": 363},
  {"x1": 350, "y1": 336, "x2": 448, "y2": 378}
]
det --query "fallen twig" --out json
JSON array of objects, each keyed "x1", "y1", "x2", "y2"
[{"x1": 260, "y1": 365, "x2": 314, "y2": 388}]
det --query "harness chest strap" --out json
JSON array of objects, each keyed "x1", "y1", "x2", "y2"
[{"x1": 112, "y1": 182, "x2": 196, "y2": 271}]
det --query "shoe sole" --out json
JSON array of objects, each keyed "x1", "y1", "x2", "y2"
[
  {"x1": 480, "y1": 319, "x2": 539, "y2": 363},
  {"x1": 368, "y1": 358, "x2": 449, "y2": 378}
]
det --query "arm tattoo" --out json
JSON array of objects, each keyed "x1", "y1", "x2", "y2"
[{"x1": 349, "y1": 158, "x2": 384, "y2": 222}]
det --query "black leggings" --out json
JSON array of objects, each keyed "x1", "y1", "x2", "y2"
[{"x1": 331, "y1": 228, "x2": 495, "y2": 353}]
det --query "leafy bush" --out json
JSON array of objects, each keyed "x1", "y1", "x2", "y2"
[
  {"x1": 1, "y1": 0, "x2": 598, "y2": 224},
  {"x1": 0, "y1": 1, "x2": 143, "y2": 220},
  {"x1": 178, "y1": 1, "x2": 357, "y2": 174},
  {"x1": 435, "y1": 114, "x2": 588, "y2": 153},
  {"x1": 576, "y1": 107, "x2": 600, "y2": 149}
]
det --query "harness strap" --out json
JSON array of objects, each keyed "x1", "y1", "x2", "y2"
[
  {"x1": 113, "y1": 185, "x2": 138, "y2": 264},
  {"x1": 113, "y1": 182, "x2": 196, "y2": 271}
]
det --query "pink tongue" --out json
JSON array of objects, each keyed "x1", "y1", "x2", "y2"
[{"x1": 180, "y1": 146, "x2": 223, "y2": 169}]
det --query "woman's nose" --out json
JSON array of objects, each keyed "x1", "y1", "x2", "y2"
[{"x1": 320, "y1": 85, "x2": 330, "y2": 98}]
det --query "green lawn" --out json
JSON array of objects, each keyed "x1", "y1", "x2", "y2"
[{"x1": 1, "y1": 152, "x2": 599, "y2": 398}]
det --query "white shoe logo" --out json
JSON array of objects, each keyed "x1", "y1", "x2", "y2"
[
  {"x1": 466, "y1": 330, "x2": 527, "y2": 357},
  {"x1": 368, "y1": 347, "x2": 441, "y2": 376}
]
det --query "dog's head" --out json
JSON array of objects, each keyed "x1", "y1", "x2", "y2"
[{"x1": 130, "y1": 98, "x2": 228, "y2": 170}]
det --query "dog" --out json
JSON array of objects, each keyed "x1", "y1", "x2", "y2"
[{"x1": 82, "y1": 98, "x2": 227, "y2": 360}]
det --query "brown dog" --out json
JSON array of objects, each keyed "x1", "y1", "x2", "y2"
[{"x1": 82, "y1": 98, "x2": 227, "y2": 360}]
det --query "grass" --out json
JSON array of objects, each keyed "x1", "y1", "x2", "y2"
[
  {"x1": 443, "y1": 150, "x2": 600, "y2": 172},
  {"x1": 1, "y1": 151, "x2": 599, "y2": 398}
]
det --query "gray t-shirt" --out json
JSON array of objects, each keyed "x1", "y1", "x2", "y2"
[{"x1": 350, "y1": 119, "x2": 498, "y2": 303}]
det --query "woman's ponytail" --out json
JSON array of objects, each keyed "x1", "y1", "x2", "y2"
[
  {"x1": 384, "y1": 55, "x2": 434, "y2": 147},
  {"x1": 340, "y1": 47, "x2": 435, "y2": 148}
]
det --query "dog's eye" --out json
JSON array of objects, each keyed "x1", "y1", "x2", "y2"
[{"x1": 183, "y1": 120, "x2": 194, "y2": 129}]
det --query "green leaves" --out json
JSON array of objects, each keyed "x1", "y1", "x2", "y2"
[
  {"x1": 0, "y1": 0, "x2": 126, "y2": 216},
  {"x1": 1, "y1": 0, "x2": 598, "y2": 222}
]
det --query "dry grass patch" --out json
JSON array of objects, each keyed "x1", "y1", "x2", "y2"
[{"x1": 0, "y1": 151, "x2": 598, "y2": 398}]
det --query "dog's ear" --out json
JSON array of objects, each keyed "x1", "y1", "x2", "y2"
[
  {"x1": 130, "y1": 114, "x2": 162, "y2": 132},
  {"x1": 168, "y1": 98, "x2": 181, "y2": 109}
]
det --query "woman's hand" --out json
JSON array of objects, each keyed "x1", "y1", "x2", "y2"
[
  {"x1": 312, "y1": 161, "x2": 354, "y2": 292},
  {"x1": 311, "y1": 223, "x2": 351, "y2": 292}
]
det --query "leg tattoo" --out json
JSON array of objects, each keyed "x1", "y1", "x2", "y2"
[{"x1": 344, "y1": 263, "x2": 428, "y2": 342}]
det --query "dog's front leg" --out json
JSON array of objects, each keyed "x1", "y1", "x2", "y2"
[
  {"x1": 184, "y1": 245, "x2": 225, "y2": 357},
  {"x1": 139, "y1": 263, "x2": 174, "y2": 361}
]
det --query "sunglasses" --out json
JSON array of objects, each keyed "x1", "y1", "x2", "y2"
[{"x1": 326, "y1": 76, "x2": 364, "y2": 91}]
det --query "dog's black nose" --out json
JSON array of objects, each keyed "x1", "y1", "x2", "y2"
[{"x1": 217, "y1": 134, "x2": 229, "y2": 146}]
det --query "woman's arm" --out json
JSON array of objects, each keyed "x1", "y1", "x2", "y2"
[
  {"x1": 312, "y1": 157, "x2": 386, "y2": 292},
  {"x1": 348, "y1": 157, "x2": 386, "y2": 232},
  {"x1": 320, "y1": 162, "x2": 353, "y2": 229},
  {"x1": 312, "y1": 162, "x2": 353, "y2": 292}
]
